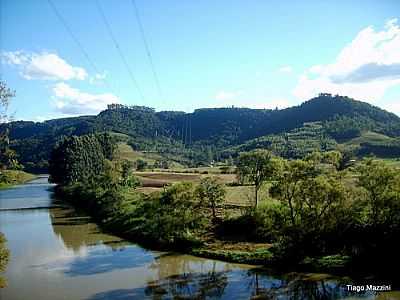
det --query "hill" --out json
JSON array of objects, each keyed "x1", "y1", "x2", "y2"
[{"x1": 2, "y1": 93, "x2": 400, "y2": 171}]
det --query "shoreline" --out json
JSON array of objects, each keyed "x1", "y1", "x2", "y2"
[
  {"x1": 52, "y1": 184, "x2": 369, "y2": 280},
  {"x1": 0, "y1": 170, "x2": 37, "y2": 189}
]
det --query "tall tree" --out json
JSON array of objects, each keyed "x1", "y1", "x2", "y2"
[
  {"x1": 237, "y1": 150, "x2": 277, "y2": 207},
  {"x1": 49, "y1": 134, "x2": 115, "y2": 185},
  {"x1": 196, "y1": 177, "x2": 226, "y2": 219},
  {"x1": 0, "y1": 81, "x2": 16, "y2": 170}
]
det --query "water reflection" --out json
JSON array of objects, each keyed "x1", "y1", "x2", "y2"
[
  {"x1": 87, "y1": 269, "x2": 384, "y2": 300},
  {"x1": 50, "y1": 206, "x2": 128, "y2": 251},
  {"x1": 89, "y1": 256, "x2": 374, "y2": 300},
  {"x1": 0, "y1": 177, "x2": 54, "y2": 209},
  {"x1": 1, "y1": 177, "x2": 399, "y2": 300}
]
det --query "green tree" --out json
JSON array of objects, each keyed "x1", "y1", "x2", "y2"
[
  {"x1": 237, "y1": 150, "x2": 277, "y2": 207},
  {"x1": 196, "y1": 177, "x2": 226, "y2": 219},
  {"x1": 119, "y1": 159, "x2": 140, "y2": 188},
  {"x1": 0, "y1": 232, "x2": 10, "y2": 288},
  {"x1": 49, "y1": 134, "x2": 115, "y2": 185},
  {"x1": 136, "y1": 159, "x2": 148, "y2": 171},
  {"x1": 357, "y1": 159, "x2": 400, "y2": 226},
  {"x1": 270, "y1": 158, "x2": 349, "y2": 259},
  {"x1": 270, "y1": 159, "x2": 317, "y2": 226},
  {"x1": 134, "y1": 182, "x2": 207, "y2": 245},
  {"x1": 95, "y1": 132, "x2": 117, "y2": 160},
  {"x1": 0, "y1": 80, "x2": 14, "y2": 124},
  {"x1": 322, "y1": 151, "x2": 343, "y2": 170},
  {"x1": 0, "y1": 81, "x2": 16, "y2": 170}
]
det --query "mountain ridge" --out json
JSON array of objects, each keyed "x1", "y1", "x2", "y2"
[{"x1": 2, "y1": 93, "x2": 400, "y2": 171}]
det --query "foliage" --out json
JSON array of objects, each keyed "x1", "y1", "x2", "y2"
[
  {"x1": 126, "y1": 182, "x2": 209, "y2": 246},
  {"x1": 0, "y1": 170, "x2": 35, "y2": 188},
  {"x1": 225, "y1": 122, "x2": 338, "y2": 160},
  {"x1": 0, "y1": 80, "x2": 17, "y2": 170},
  {"x1": 237, "y1": 150, "x2": 279, "y2": 207},
  {"x1": 4, "y1": 93, "x2": 400, "y2": 171},
  {"x1": 0, "y1": 232, "x2": 10, "y2": 288},
  {"x1": 357, "y1": 159, "x2": 400, "y2": 227},
  {"x1": 135, "y1": 159, "x2": 148, "y2": 171},
  {"x1": 49, "y1": 134, "x2": 114, "y2": 185},
  {"x1": 196, "y1": 177, "x2": 226, "y2": 219},
  {"x1": 118, "y1": 160, "x2": 140, "y2": 188}
]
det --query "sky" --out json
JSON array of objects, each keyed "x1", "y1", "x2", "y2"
[{"x1": 1, "y1": 0, "x2": 400, "y2": 121}]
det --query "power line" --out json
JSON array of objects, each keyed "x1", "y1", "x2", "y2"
[
  {"x1": 47, "y1": 0, "x2": 116, "y2": 94},
  {"x1": 130, "y1": 0, "x2": 163, "y2": 97},
  {"x1": 95, "y1": 0, "x2": 145, "y2": 102}
]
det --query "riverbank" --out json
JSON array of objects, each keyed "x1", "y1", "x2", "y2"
[
  {"x1": 0, "y1": 170, "x2": 36, "y2": 189},
  {"x1": 54, "y1": 183, "x2": 357, "y2": 276},
  {"x1": 1, "y1": 179, "x2": 374, "y2": 300}
]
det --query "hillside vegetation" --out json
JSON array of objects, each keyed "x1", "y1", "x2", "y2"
[
  {"x1": 2, "y1": 93, "x2": 400, "y2": 172},
  {"x1": 48, "y1": 133, "x2": 400, "y2": 276}
]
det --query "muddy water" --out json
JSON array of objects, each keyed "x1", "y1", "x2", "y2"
[{"x1": 0, "y1": 177, "x2": 398, "y2": 299}]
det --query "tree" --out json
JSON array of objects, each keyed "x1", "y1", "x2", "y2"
[
  {"x1": 135, "y1": 182, "x2": 207, "y2": 245},
  {"x1": 0, "y1": 81, "x2": 16, "y2": 170},
  {"x1": 270, "y1": 159, "x2": 317, "y2": 226},
  {"x1": 270, "y1": 157, "x2": 349, "y2": 259},
  {"x1": 136, "y1": 159, "x2": 148, "y2": 171},
  {"x1": 95, "y1": 132, "x2": 117, "y2": 160},
  {"x1": 196, "y1": 177, "x2": 226, "y2": 219},
  {"x1": 237, "y1": 150, "x2": 277, "y2": 207},
  {"x1": 0, "y1": 80, "x2": 14, "y2": 124},
  {"x1": 49, "y1": 134, "x2": 113, "y2": 185},
  {"x1": 119, "y1": 159, "x2": 140, "y2": 188},
  {"x1": 357, "y1": 159, "x2": 400, "y2": 227},
  {"x1": 0, "y1": 232, "x2": 10, "y2": 288}
]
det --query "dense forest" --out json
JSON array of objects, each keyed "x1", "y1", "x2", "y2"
[{"x1": 2, "y1": 93, "x2": 400, "y2": 172}]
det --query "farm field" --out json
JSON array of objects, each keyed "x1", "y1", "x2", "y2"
[{"x1": 134, "y1": 170, "x2": 264, "y2": 207}]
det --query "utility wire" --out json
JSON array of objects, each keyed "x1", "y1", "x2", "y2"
[
  {"x1": 47, "y1": 0, "x2": 116, "y2": 95},
  {"x1": 95, "y1": 0, "x2": 145, "y2": 101},
  {"x1": 130, "y1": 0, "x2": 163, "y2": 97}
]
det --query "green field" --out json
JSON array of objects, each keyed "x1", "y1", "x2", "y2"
[
  {"x1": 0, "y1": 170, "x2": 36, "y2": 189},
  {"x1": 116, "y1": 143, "x2": 185, "y2": 169}
]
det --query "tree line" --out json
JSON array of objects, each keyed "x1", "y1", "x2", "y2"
[{"x1": 49, "y1": 132, "x2": 400, "y2": 275}]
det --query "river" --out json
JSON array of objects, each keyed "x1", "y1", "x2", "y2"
[{"x1": 0, "y1": 177, "x2": 398, "y2": 300}]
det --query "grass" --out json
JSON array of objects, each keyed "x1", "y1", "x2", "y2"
[
  {"x1": 116, "y1": 143, "x2": 185, "y2": 168},
  {"x1": 344, "y1": 131, "x2": 394, "y2": 146},
  {"x1": 0, "y1": 170, "x2": 36, "y2": 189},
  {"x1": 133, "y1": 170, "x2": 269, "y2": 208},
  {"x1": 191, "y1": 241, "x2": 273, "y2": 265},
  {"x1": 300, "y1": 254, "x2": 352, "y2": 272}
]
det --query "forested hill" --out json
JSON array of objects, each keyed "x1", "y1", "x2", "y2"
[{"x1": 3, "y1": 93, "x2": 400, "y2": 170}]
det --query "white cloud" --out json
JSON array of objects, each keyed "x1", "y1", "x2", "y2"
[
  {"x1": 1, "y1": 51, "x2": 87, "y2": 81},
  {"x1": 52, "y1": 82, "x2": 119, "y2": 115},
  {"x1": 293, "y1": 18, "x2": 400, "y2": 105},
  {"x1": 278, "y1": 66, "x2": 293, "y2": 74}
]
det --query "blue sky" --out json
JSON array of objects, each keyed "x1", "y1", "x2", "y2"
[{"x1": 1, "y1": 0, "x2": 400, "y2": 121}]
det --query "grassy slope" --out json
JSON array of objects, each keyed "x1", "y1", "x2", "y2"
[
  {"x1": 0, "y1": 170, "x2": 36, "y2": 189},
  {"x1": 343, "y1": 131, "x2": 394, "y2": 146},
  {"x1": 116, "y1": 143, "x2": 185, "y2": 169}
]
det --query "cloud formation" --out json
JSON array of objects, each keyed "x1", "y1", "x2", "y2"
[
  {"x1": 293, "y1": 18, "x2": 400, "y2": 103},
  {"x1": 1, "y1": 51, "x2": 87, "y2": 81},
  {"x1": 52, "y1": 82, "x2": 119, "y2": 115}
]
